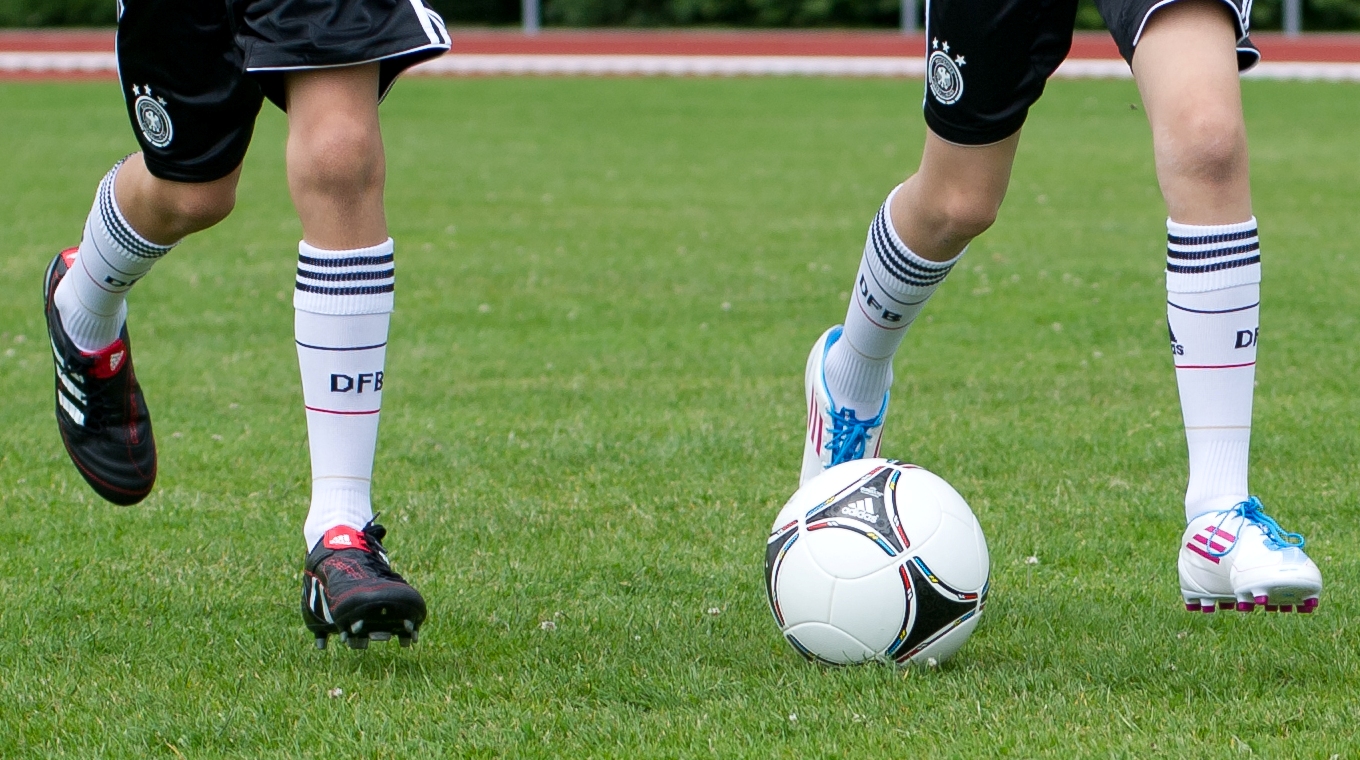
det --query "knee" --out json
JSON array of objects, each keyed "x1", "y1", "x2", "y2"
[
  {"x1": 1159, "y1": 107, "x2": 1248, "y2": 188},
  {"x1": 153, "y1": 178, "x2": 236, "y2": 235},
  {"x1": 928, "y1": 186, "x2": 1002, "y2": 242},
  {"x1": 290, "y1": 118, "x2": 384, "y2": 197}
]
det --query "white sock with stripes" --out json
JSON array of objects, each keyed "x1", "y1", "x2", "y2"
[
  {"x1": 53, "y1": 158, "x2": 175, "y2": 352},
  {"x1": 296, "y1": 238, "x2": 395, "y2": 552},
  {"x1": 824, "y1": 186, "x2": 963, "y2": 417},
  {"x1": 1166, "y1": 218, "x2": 1260, "y2": 522}
]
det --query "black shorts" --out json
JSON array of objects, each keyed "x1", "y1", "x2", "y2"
[
  {"x1": 922, "y1": 0, "x2": 1258, "y2": 145},
  {"x1": 117, "y1": 0, "x2": 450, "y2": 182}
]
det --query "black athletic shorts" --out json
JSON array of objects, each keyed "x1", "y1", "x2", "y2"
[
  {"x1": 116, "y1": 0, "x2": 450, "y2": 182},
  {"x1": 922, "y1": 0, "x2": 1258, "y2": 145}
]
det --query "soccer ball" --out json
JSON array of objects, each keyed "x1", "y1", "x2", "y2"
[{"x1": 765, "y1": 459, "x2": 989, "y2": 666}]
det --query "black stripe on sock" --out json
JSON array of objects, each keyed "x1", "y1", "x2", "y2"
[
  {"x1": 1167, "y1": 228, "x2": 1257, "y2": 246},
  {"x1": 1166, "y1": 255, "x2": 1260, "y2": 275},
  {"x1": 870, "y1": 217, "x2": 952, "y2": 288},
  {"x1": 298, "y1": 253, "x2": 394, "y2": 268},
  {"x1": 1166, "y1": 241, "x2": 1260, "y2": 261},
  {"x1": 296, "y1": 267, "x2": 395, "y2": 283},
  {"x1": 295, "y1": 340, "x2": 389, "y2": 352},
  {"x1": 1166, "y1": 300, "x2": 1260, "y2": 314},
  {"x1": 294, "y1": 283, "x2": 396, "y2": 296}
]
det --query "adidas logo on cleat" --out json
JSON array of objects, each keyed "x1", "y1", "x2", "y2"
[{"x1": 1184, "y1": 524, "x2": 1235, "y2": 564}]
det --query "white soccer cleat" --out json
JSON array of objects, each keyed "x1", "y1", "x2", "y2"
[
  {"x1": 1178, "y1": 496, "x2": 1322, "y2": 614},
  {"x1": 800, "y1": 326, "x2": 889, "y2": 486}
]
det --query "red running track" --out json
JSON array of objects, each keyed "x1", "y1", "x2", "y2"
[{"x1": 3, "y1": 28, "x2": 1360, "y2": 61}]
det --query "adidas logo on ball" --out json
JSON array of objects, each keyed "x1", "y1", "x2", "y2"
[{"x1": 840, "y1": 497, "x2": 878, "y2": 522}]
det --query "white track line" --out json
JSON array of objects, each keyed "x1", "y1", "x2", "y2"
[
  {"x1": 0, "y1": 51, "x2": 114, "y2": 73},
  {"x1": 4, "y1": 51, "x2": 1360, "y2": 81}
]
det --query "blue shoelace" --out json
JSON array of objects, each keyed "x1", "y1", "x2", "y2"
[
  {"x1": 1207, "y1": 496, "x2": 1306, "y2": 557},
  {"x1": 824, "y1": 405, "x2": 884, "y2": 466}
]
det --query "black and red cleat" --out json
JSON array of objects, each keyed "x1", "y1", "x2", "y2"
[
  {"x1": 44, "y1": 248, "x2": 156, "y2": 505},
  {"x1": 302, "y1": 522, "x2": 427, "y2": 650}
]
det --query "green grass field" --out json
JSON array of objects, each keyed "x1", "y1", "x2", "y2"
[{"x1": 1, "y1": 74, "x2": 1358, "y2": 757}]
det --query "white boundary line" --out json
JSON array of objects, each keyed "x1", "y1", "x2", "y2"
[{"x1": 4, "y1": 51, "x2": 1360, "y2": 81}]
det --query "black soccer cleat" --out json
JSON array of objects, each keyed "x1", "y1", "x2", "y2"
[
  {"x1": 301, "y1": 521, "x2": 427, "y2": 650},
  {"x1": 44, "y1": 248, "x2": 157, "y2": 505}
]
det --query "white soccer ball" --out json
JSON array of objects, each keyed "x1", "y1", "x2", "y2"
[{"x1": 765, "y1": 459, "x2": 989, "y2": 666}]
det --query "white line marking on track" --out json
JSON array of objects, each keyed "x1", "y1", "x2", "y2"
[{"x1": 4, "y1": 52, "x2": 1360, "y2": 81}]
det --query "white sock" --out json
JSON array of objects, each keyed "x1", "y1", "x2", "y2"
[
  {"x1": 296, "y1": 238, "x2": 395, "y2": 552},
  {"x1": 825, "y1": 186, "x2": 963, "y2": 416},
  {"x1": 1166, "y1": 217, "x2": 1260, "y2": 522},
  {"x1": 53, "y1": 158, "x2": 175, "y2": 352}
]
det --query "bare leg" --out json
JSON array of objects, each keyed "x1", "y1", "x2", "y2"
[
  {"x1": 284, "y1": 64, "x2": 388, "y2": 249},
  {"x1": 114, "y1": 153, "x2": 240, "y2": 245},
  {"x1": 891, "y1": 130, "x2": 1021, "y2": 262},
  {"x1": 1134, "y1": 0, "x2": 1252, "y2": 222}
]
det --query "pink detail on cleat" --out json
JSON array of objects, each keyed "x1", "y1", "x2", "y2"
[
  {"x1": 1218, "y1": 601, "x2": 1233, "y2": 610},
  {"x1": 1304, "y1": 597, "x2": 1320, "y2": 610},
  {"x1": 1265, "y1": 604, "x2": 1279, "y2": 612},
  {"x1": 1201, "y1": 604, "x2": 1215, "y2": 614},
  {"x1": 1185, "y1": 603, "x2": 1198, "y2": 612},
  {"x1": 1280, "y1": 605, "x2": 1293, "y2": 613},
  {"x1": 1236, "y1": 601, "x2": 1255, "y2": 612},
  {"x1": 1254, "y1": 595, "x2": 1268, "y2": 605}
]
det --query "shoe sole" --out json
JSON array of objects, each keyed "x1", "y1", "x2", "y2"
[
  {"x1": 1181, "y1": 593, "x2": 1321, "y2": 614},
  {"x1": 1179, "y1": 575, "x2": 1322, "y2": 614},
  {"x1": 303, "y1": 598, "x2": 425, "y2": 650}
]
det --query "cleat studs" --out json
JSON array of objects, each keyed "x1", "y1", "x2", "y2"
[
  {"x1": 339, "y1": 631, "x2": 349, "y2": 643},
  {"x1": 1200, "y1": 603, "x2": 1215, "y2": 614},
  {"x1": 1280, "y1": 605, "x2": 1293, "y2": 613},
  {"x1": 398, "y1": 635, "x2": 412, "y2": 648},
  {"x1": 1264, "y1": 604, "x2": 1279, "y2": 612},
  {"x1": 1218, "y1": 601, "x2": 1234, "y2": 610},
  {"x1": 1236, "y1": 601, "x2": 1255, "y2": 612},
  {"x1": 1184, "y1": 602, "x2": 1198, "y2": 612},
  {"x1": 1304, "y1": 597, "x2": 1320, "y2": 610},
  {"x1": 1254, "y1": 595, "x2": 1269, "y2": 605},
  {"x1": 404, "y1": 619, "x2": 416, "y2": 633},
  {"x1": 411, "y1": 630, "x2": 418, "y2": 644},
  {"x1": 370, "y1": 632, "x2": 392, "y2": 642},
  {"x1": 351, "y1": 620, "x2": 364, "y2": 635},
  {"x1": 1299, "y1": 605, "x2": 1314, "y2": 614},
  {"x1": 315, "y1": 636, "x2": 328, "y2": 650},
  {"x1": 347, "y1": 636, "x2": 369, "y2": 650}
]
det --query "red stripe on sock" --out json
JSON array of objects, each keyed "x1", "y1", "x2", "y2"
[
  {"x1": 304, "y1": 406, "x2": 380, "y2": 416},
  {"x1": 1173, "y1": 362, "x2": 1257, "y2": 370}
]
